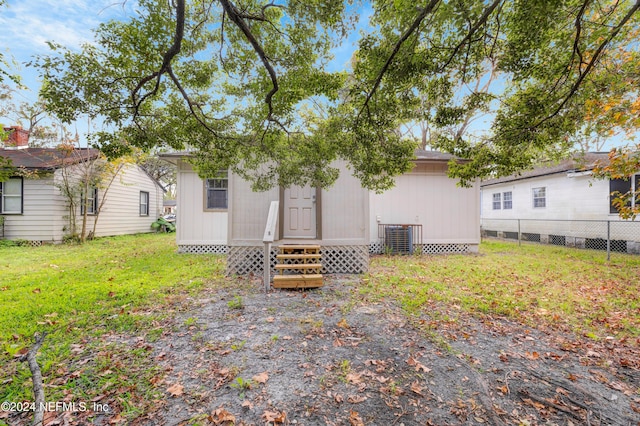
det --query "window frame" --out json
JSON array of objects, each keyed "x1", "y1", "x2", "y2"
[
  {"x1": 80, "y1": 187, "x2": 98, "y2": 215},
  {"x1": 502, "y1": 191, "x2": 513, "y2": 210},
  {"x1": 532, "y1": 187, "x2": 546, "y2": 208},
  {"x1": 0, "y1": 177, "x2": 24, "y2": 214},
  {"x1": 204, "y1": 170, "x2": 229, "y2": 211},
  {"x1": 609, "y1": 174, "x2": 640, "y2": 214},
  {"x1": 492, "y1": 193, "x2": 501, "y2": 210},
  {"x1": 139, "y1": 191, "x2": 150, "y2": 216}
]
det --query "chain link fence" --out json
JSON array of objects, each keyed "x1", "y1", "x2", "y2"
[{"x1": 480, "y1": 218, "x2": 640, "y2": 260}]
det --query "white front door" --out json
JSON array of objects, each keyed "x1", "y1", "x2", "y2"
[{"x1": 283, "y1": 184, "x2": 316, "y2": 238}]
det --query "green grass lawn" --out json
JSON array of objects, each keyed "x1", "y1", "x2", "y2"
[
  {"x1": 0, "y1": 233, "x2": 226, "y2": 412},
  {"x1": 365, "y1": 240, "x2": 640, "y2": 340},
  {"x1": 1, "y1": 235, "x2": 639, "y2": 422}
]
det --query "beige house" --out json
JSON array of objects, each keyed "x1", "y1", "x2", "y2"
[
  {"x1": 163, "y1": 150, "x2": 480, "y2": 276},
  {"x1": 0, "y1": 128, "x2": 164, "y2": 243}
]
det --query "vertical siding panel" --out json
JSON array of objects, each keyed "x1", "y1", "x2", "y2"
[
  {"x1": 321, "y1": 160, "x2": 369, "y2": 243},
  {"x1": 176, "y1": 160, "x2": 228, "y2": 245},
  {"x1": 370, "y1": 163, "x2": 480, "y2": 244}
]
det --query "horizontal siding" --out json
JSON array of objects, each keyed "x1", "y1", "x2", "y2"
[
  {"x1": 176, "y1": 161, "x2": 228, "y2": 245},
  {"x1": 84, "y1": 164, "x2": 163, "y2": 237},
  {"x1": 1, "y1": 176, "x2": 62, "y2": 241},
  {"x1": 2, "y1": 164, "x2": 163, "y2": 242},
  {"x1": 481, "y1": 174, "x2": 613, "y2": 221}
]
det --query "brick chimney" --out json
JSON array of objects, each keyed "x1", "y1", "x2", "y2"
[{"x1": 3, "y1": 125, "x2": 30, "y2": 149}]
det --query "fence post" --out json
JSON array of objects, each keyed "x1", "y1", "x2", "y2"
[
  {"x1": 606, "y1": 221, "x2": 611, "y2": 261},
  {"x1": 518, "y1": 219, "x2": 521, "y2": 246}
]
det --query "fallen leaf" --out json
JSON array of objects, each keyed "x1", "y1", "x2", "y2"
[
  {"x1": 262, "y1": 410, "x2": 286, "y2": 424},
  {"x1": 347, "y1": 395, "x2": 367, "y2": 404},
  {"x1": 266, "y1": 317, "x2": 275, "y2": 323},
  {"x1": 241, "y1": 400, "x2": 253, "y2": 409},
  {"x1": 407, "y1": 356, "x2": 431, "y2": 373},
  {"x1": 108, "y1": 413, "x2": 125, "y2": 424},
  {"x1": 525, "y1": 351, "x2": 540, "y2": 360},
  {"x1": 253, "y1": 372, "x2": 269, "y2": 384},
  {"x1": 166, "y1": 383, "x2": 184, "y2": 397},
  {"x1": 13, "y1": 347, "x2": 29, "y2": 358},
  {"x1": 346, "y1": 373, "x2": 362, "y2": 384},
  {"x1": 337, "y1": 318, "x2": 350, "y2": 329},
  {"x1": 349, "y1": 410, "x2": 365, "y2": 426},
  {"x1": 210, "y1": 407, "x2": 236, "y2": 425},
  {"x1": 410, "y1": 381, "x2": 424, "y2": 396},
  {"x1": 334, "y1": 394, "x2": 344, "y2": 403},
  {"x1": 32, "y1": 288, "x2": 41, "y2": 294},
  {"x1": 376, "y1": 375, "x2": 389, "y2": 383}
]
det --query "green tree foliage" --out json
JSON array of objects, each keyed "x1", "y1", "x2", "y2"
[{"x1": 35, "y1": 0, "x2": 640, "y2": 191}]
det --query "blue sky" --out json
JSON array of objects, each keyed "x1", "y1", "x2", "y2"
[{"x1": 0, "y1": 0, "x2": 136, "y2": 141}]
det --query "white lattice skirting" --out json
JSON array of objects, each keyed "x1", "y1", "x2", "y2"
[
  {"x1": 369, "y1": 241, "x2": 470, "y2": 255},
  {"x1": 227, "y1": 245, "x2": 369, "y2": 276},
  {"x1": 178, "y1": 244, "x2": 228, "y2": 254}
]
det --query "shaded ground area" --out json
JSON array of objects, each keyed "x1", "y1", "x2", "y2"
[{"x1": 143, "y1": 276, "x2": 639, "y2": 425}]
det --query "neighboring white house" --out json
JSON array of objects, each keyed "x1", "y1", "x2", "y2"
[
  {"x1": 480, "y1": 152, "x2": 640, "y2": 252},
  {"x1": 0, "y1": 127, "x2": 164, "y2": 243},
  {"x1": 162, "y1": 150, "x2": 480, "y2": 275}
]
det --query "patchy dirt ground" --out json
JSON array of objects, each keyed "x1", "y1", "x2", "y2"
[
  {"x1": 135, "y1": 276, "x2": 640, "y2": 426},
  {"x1": 7, "y1": 275, "x2": 640, "y2": 426}
]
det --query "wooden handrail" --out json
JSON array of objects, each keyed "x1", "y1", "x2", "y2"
[
  {"x1": 263, "y1": 201, "x2": 279, "y2": 291},
  {"x1": 263, "y1": 201, "x2": 279, "y2": 243}
]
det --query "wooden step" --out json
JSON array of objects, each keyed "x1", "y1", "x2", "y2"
[
  {"x1": 276, "y1": 254, "x2": 321, "y2": 260},
  {"x1": 279, "y1": 244, "x2": 321, "y2": 250},
  {"x1": 273, "y1": 274, "x2": 323, "y2": 289},
  {"x1": 275, "y1": 263, "x2": 322, "y2": 270}
]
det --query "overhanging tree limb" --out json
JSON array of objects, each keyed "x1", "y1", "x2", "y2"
[
  {"x1": 359, "y1": 0, "x2": 441, "y2": 116},
  {"x1": 218, "y1": 0, "x2": 280, "y2": 120},
  {"x1": 131, "y1": 0, "x2": 185, "y2": 115},
  {"x1": 533, "y1": 0, "x2": 640, "y2": 128}
]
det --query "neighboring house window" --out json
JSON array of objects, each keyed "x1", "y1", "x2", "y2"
[
  {"x1": 532, "y1": 187, "x2": 546, "y2": 208},
  {"x1": 81, "y1": 187, "x2": 98, "y2": 215},
  {"x1": 205, "y1": 171, "x2": 228, "y2": 210},
  {"x1": 140, "y1": 191, "x2": 149, "y2": 216},
  {"x1": 503, "y1": 191, "x2": 513, "y2": 210},
  {"x1": 609, "y1": 175, "x2": 639, "y2": 213},
  {"x1": 492, "y1": 193, "x2": 501, "y2": 210},
  {"x1": 0, "y1": 177, "x2": 23, "y2": 214}
]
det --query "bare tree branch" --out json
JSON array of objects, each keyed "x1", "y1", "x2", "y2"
[{"x1": 19, "y1": 332, "x2": 47, "y2": 426}]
